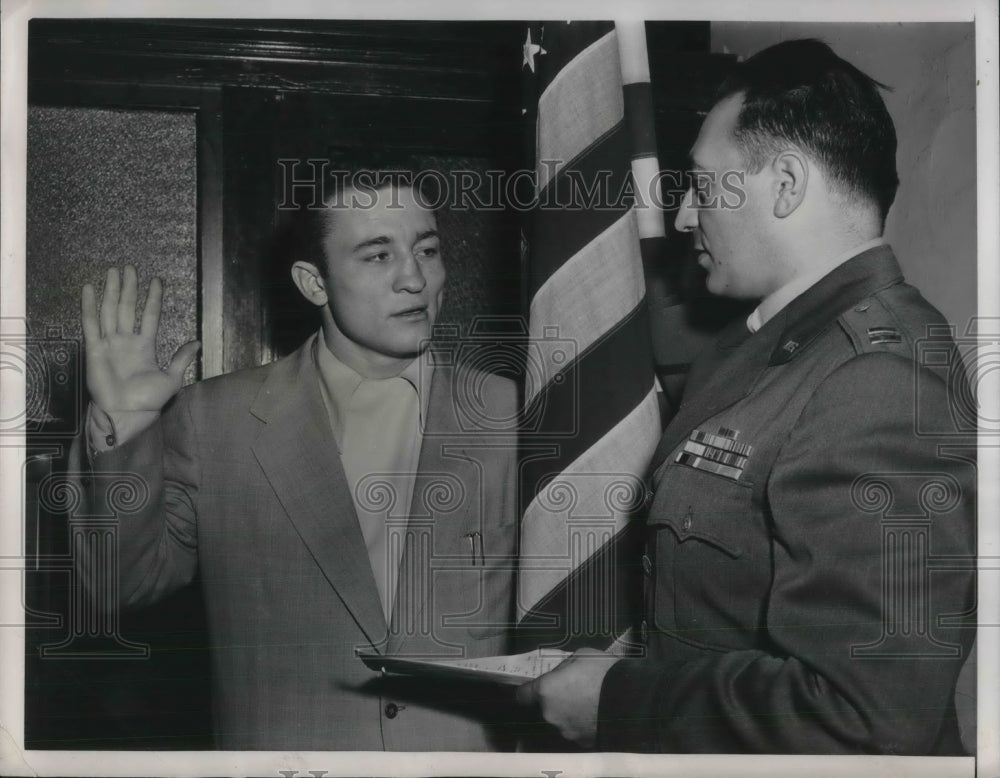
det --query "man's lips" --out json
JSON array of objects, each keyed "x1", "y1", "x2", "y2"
[{"x1": 392, "y1": 305, "x2": 429, "y2": 319}]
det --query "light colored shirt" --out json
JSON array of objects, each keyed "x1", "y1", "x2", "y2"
[
  {"x1": 313, "y1": 336, "x2": 432, "y2": 621},
  {"x1": 747, "y1": 237, "x2": 887, "y2": 333}
]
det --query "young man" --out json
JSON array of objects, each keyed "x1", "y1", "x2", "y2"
[
  {"x1": 517, "y1": 39, "x2": 976, "y2": 755},
  {"x1": 77, "y1": 168, "x2": 518, "y2": 750}
]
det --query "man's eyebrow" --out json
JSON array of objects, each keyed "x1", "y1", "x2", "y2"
[
  {"x1": 351, "y1": 235, "x2": 391, "y2": 252},
  {"x1": 415, "y1": 229, "x2": 439, "y2": 242},
  {"x1": 687, "y1": 155, "x2": 707, "y2": 171}
]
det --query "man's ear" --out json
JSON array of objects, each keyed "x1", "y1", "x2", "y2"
[
  {"x1": 772, "y1": 149, "x2": 808, "y2": 219},
  {"x1": 290, "y1": 261, "x2": 329, "y2": 307}
]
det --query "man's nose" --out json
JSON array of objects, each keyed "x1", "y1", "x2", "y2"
[
  {"x1": 674, "y1": 187, "x2": 698, "y2": 233},
  {"x1": 393, "y1": 254, "x2": 427, "y2": 293}
]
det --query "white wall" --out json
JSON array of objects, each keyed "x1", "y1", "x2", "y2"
[{"x1": 711, "y1": 23, "x2": 977, "y2": 334}]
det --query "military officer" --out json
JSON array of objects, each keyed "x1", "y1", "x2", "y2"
[{"x1": 516, "y1": 38, "x2": 976, "y2": 755}]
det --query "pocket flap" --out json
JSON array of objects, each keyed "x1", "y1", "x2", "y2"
[{"x1": 648, "y1": 464, "x2": 754, "y2": 558}]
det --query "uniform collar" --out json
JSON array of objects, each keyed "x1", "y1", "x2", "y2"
[
  {"x1": 747, "y1": 237, "x2": 888, "y2": 333},
  {"x1": 761, "y1": 243, "x2": 904, "y2": 366}
]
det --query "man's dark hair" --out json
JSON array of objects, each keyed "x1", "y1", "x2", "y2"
[
  {"x1": 716, "y1": 38, "x2": 899, "y2": 225},
  {"x1": 268, "y1": 149, "x2": 439, "y2": 355},
  {"x1": 283, "y1": 148, "x2": 438, "y2": 279}
]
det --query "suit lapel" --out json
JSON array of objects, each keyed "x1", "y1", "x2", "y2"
[{"x1": 250, "y1": 337, "x2": 387, "y2": 649}]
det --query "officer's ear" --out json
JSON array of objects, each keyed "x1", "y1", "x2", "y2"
[
  {"x1": 290, "y1": 260, "x2": 329, "y2": 308},
  {"x1": 771, "y1": 149, "x2": 808, "y2": 219}
]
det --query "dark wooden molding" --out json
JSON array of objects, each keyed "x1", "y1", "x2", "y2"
[{"x1": 29, "y1": 19, "x2": 523, "y2": 102}]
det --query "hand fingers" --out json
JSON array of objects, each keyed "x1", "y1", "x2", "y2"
[
  {"x1": 515, "y1": 678, "x2": 539, "y2": 707},
  {"x1": 167, "y1": 340, "x2": 201, "y2": 380},
  {"x1": 140, "y1": 277, "x2": 163, "y2": 338},
  {"x1": 99, "y1": 267, "x2": 120, "y2": 337},
  {"x1": 81, "y1": 284, "x2": 101, "y2": 346},
  {"x1": 117, "y1": 264, "x2": 138, "y2": 334}
]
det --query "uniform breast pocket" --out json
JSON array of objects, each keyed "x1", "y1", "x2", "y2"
[{"x1": 650, "y1": 464, "x2": 764, "y2": 640}]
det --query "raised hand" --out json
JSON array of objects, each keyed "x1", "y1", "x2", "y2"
[{"x1": 82, "y1": 266, "x2": 200, "y2": 442}]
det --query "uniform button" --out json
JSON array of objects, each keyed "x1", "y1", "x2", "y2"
[
  {"x1": 643, "y1": 489, "x2": 654, "y2": 508},
  {"x1": 384, "y1": 702, "x2": 398, "y2": 719},
  {"x1": 641, "y1": 554, "x2": 653, "y2": 577},
  {"x1": 855, "y1": 304, "x2": 870, "y2": 312},
  {"x1": 640, "y1": 619, "x2": 648, "y2": 643},
  {"x1": 682, "y1": 509, "x2": 693, "y2": 532}
]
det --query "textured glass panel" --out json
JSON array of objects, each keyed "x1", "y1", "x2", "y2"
[{"x1": 26, "y1": 106, "x2": 198, "y2": 429}]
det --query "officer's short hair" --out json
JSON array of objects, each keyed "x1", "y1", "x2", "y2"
[{"x1": 716, "y1": 38, "x2": 899, "y2": 226}]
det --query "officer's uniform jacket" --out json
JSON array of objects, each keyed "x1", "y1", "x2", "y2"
[{"x1": 597, "y1": 245, "x2": 976, "y2": 754}]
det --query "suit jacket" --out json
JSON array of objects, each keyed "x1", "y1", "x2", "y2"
[
  {"x1": 81, "y1": 334, "x2": 519, "y2": 750},
  {"x1": 597, "y1": 246, "x2": 976, "y2": 754}
]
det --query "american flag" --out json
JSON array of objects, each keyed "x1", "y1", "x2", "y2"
[{"x1": 517, "y1": 21, "x2": 664, "y2": 653}]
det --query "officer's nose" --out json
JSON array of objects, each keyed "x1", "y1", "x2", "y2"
[{"x1": 674, "y1": 187, "x2": 698, "y2": 233}]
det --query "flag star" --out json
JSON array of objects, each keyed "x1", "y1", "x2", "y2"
[{"x1": 523, "y1": 28, "x2": 546, "y2": 73}]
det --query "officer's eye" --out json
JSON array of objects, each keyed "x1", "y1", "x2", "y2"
[
  {"x1": 685, "y1": 171, "x2": 712, "y2": 207},
  {"x1": 363, "y1": 251, "x2": 392, "y2": 263}
]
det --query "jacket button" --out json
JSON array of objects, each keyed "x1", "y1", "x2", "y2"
[
  {"x1": 384, "y1": 702, "x2": 398, "y2": 719},
  {"x1": 641, "y1": 554, "x2": 653, "y2": 577},
  {"x1": 640, "y1": 619, "x2": 648, "y2": 643},
  {"x1": 682, "y1": 510, "x2": 693, "y2": 532}
]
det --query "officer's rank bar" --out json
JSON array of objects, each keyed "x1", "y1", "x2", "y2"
[{"x1": 867, "y1": 326, "x2": 902, "y2": 345}]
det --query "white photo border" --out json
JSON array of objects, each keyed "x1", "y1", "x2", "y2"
[{"x1": 1, "y1": 0, "x2": 996, "y2": 776}]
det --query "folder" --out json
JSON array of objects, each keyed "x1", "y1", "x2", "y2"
[{"x1": 358, "y1": 648, "x2": 571, "y2": 686}]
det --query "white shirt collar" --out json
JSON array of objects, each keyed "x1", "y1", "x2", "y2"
[
  {"x1": 746, "y1": 237, "x2": 888, "y2": 333},
  {"x1": 313, "y1": 333, "x2": 433, "y2": 450}
]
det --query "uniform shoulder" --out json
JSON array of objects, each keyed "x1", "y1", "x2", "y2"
[{"x1": 837, "y1": 281, "x2": 955, "y2": 361}]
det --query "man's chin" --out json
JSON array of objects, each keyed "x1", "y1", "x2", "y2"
[
  {"x1": 386, "y1": 336, "x2": 433, "y2": 360},
  {"x1": 704, "y1": 273, "x2": 726, "y2": 296}
]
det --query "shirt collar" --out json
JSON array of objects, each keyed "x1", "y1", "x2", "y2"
[
  {"x1": 747, "y1": 237, "x2": 888, "y2": 333},
  {"x1": 312, "y1": 333, "x2": 433, "y2": 450}
]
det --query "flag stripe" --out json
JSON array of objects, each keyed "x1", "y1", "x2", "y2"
[
  {"x1": 537, "y1": 30, "x2": 621, "y2": 193},
  {"x1": 522, "y1": 301, "x2": 654, "y2": 506},
  {"x1": 526, "y1": 211, "x2": 645, "y2": 405},
  {"x1": 534, "y1": 22, "x2": 616, "y2": 107},
  {"x1": 516, "y1": 524, "x2": 644, "y2": 648},
  {"x1": 528, "y1": 123, "x2": 632, "y2": 300},
  {"x1": 518, "y1": 386, "x2": 659, "y2": 621}
]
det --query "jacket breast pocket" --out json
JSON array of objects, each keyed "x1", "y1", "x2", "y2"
[
  {"x1": 435, "y1": 519, "x2": 516, "y2": 642},
  {"x1": 650, "y1": 464, "x2": 764, "y2": 641}
]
